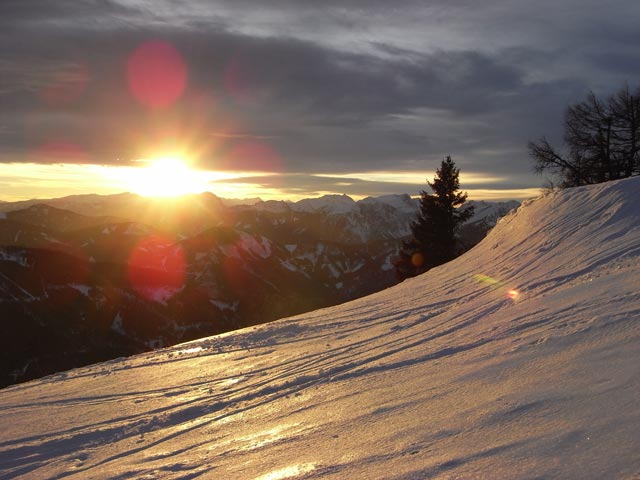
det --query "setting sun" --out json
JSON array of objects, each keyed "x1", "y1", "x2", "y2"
[{"x1": 126, "y1": 157, "x2": 209, "y2": 197}]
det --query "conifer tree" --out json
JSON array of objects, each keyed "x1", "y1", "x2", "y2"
[{"x1": 396, "y1": 156, "x2": 474, "y2": 280}]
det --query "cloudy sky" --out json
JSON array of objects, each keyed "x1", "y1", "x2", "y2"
[{"x1": 1, "y1": 0, "x2": 639, "y2": 201}]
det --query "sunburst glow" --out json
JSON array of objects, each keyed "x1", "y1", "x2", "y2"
[{"x1": 126, "y1": 157, "x2": 209, "y2": 197}]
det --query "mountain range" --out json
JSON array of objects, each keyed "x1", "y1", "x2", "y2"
[
  {"x1": 0, "y1": 192, "x2": 518, "y2": 387},
  {"x1": 0, "y1": 177, "x2": 637, "y2": 478}
]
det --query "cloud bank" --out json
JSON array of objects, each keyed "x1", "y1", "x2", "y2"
[{"x1": 1, "y1": 0, "x2": 638, "y2": 198}]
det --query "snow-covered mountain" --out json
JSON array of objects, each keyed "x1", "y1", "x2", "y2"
[
  {"x1": 0, "y1": 191, "x2": 516, "y2": 244},
  {"x1": 465, "y1": 199, "x2": 520, "y2": 225},
  {"x1": 249, "y1": 194, "x2": 517, "y2": 244},
  {"x1": 1, "y1": 177, "x2": 638, "y2": 479},
  {"x1": 0, "y1": 192, "x2": 518, "y2": 389}
]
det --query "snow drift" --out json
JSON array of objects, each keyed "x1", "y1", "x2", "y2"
[{"x1": 0, "y1": 178, "x2": 639, "y2": 479}]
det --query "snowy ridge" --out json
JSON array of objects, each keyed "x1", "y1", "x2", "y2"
[
  {"x1": 250, "y1": 194, "x2": 518, "y2": 244},
  {"x1": 360, "y1": 193, "x2": 417, "y2": 214},
  {"x1": 0, "y1": 178, "x2": 639, "y2": 479},
  {"x1": 293, "y1": 194, "x2": 358, "y2": 215},
  {"x1": 465, "y1": 199, "x2": 520, "y2": 226}
]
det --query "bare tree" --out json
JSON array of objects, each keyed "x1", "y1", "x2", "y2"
[
  {"x1": 527, "y1": 136, "x2": 589, "y2": 187},
  {"x1": 529, "y1": 85, "x2": 640, "y2": 187},
  {"x1": 609, "y1": 85, "x2": 640, "y2": 177}
]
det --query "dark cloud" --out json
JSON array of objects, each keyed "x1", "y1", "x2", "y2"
[
  {"x1": 0, "y1": 27, "x2": 537, "y2": 163},
  {"x1": 0, "y1": 0, "x2": 139, "y2": 23},
  {"x1": 0, "y1": 0, "x2": 638, "y2": 198}
]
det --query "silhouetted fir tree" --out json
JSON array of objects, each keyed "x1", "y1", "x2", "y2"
[{"x1": 396, "y1": 156, "x2": 474, "y2": 280}]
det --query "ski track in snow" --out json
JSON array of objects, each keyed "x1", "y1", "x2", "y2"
[{"x1": 0, "y1": 178, "x2": 640, "y2": 479}]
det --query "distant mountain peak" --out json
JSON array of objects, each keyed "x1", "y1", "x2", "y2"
[{"x1": 293, "y1": 194, "x2": 358, "y2": 215}]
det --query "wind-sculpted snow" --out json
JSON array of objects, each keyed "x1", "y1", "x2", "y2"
[{"x1": 0, "y1": 178, "x2": 639, "y2": 479}]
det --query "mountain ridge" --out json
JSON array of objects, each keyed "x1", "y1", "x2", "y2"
[
  {"x1": 0, "y1": 177, "x2": 638, "y2": 478},
  {"x1": 0, "y1": 192, "x2": 518, "y2": 387}
]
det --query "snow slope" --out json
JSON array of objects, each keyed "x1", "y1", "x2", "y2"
[{"x1": 1, "y1": 178, "x2": 639, "y2": 479}]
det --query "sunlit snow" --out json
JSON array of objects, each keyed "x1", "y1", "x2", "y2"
[{"x1": 0, "y1": 178, "x2": 639, "y2": 479}]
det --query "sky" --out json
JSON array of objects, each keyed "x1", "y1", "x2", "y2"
[{"x1": 1, "y1": 0, "x2": 640, "y2": 202}]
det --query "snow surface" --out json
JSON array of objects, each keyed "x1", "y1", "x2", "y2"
[
  {"x1": 123, "y1": 223, "x2": 152, "y2": 236},
  {"x1": 0, "y1": 249, "x2": 29, "y2": 268},
  {"x1": 224, "y1": 233, "x2": 273, "y2": 259},
  {"x1": 1, "y1": 178, "x2": 639, "y2": 479},
  {"x1": 111, "y1": 313, "x2": 125, "y2": 336},
  {"x1": 68, "y1": 284, "x2": 91, "y2": 296},
  {"x1": 360, "y1": 194, "x2": 417, "y2": 214},
  {"x1": 253, "y1": 200, "x2": 292, "y2": 213},
  {"x1": 219, "y1": 197, "x2": 263, "y2": 207},
  {"x1": 293, "y1": 194, "x2": 358, "y2": 215},
  {"x1": 465, "y1": 199, "x2": 521, "y2": 226}
]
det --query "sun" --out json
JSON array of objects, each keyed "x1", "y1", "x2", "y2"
[{"x1": 128, "y1": 156, "x2": 209, "y2": 197}]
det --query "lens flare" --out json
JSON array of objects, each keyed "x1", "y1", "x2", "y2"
[
  {"x1": 472, "y1": 274, "x2": 501, "y2": 287},
  {"x1": 127, "y1": 40, "x2": 187, "y2": 109},
  {"x1": 473, "y1": 274, "x2": 522, "y2": 302},
  {"x1": 127, "y1": 235, "x2": 186, "y2": 303},
  {"x1": 411, "y1": 252, "x2": 425, "y2": 268}
]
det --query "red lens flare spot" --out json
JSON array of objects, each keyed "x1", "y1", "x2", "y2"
[
  {"x1": 411, "y1": 252, "x2": 424, "y2": 268},
  {"x1": 127, "y1": 40, "x2": 187, "y2": 109},
  {"x1": 127, "y1": 235, "x2": 186, "y2": 303},
  {"x1": 39, "y1": 63, "x2": 90, "y2": 106},
  {"x1": 507, "y1": 289, "x2": 520, "y2": 300},
  {"x1": 222, "y1": 140, "x2": 282, "y2": 172}
]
